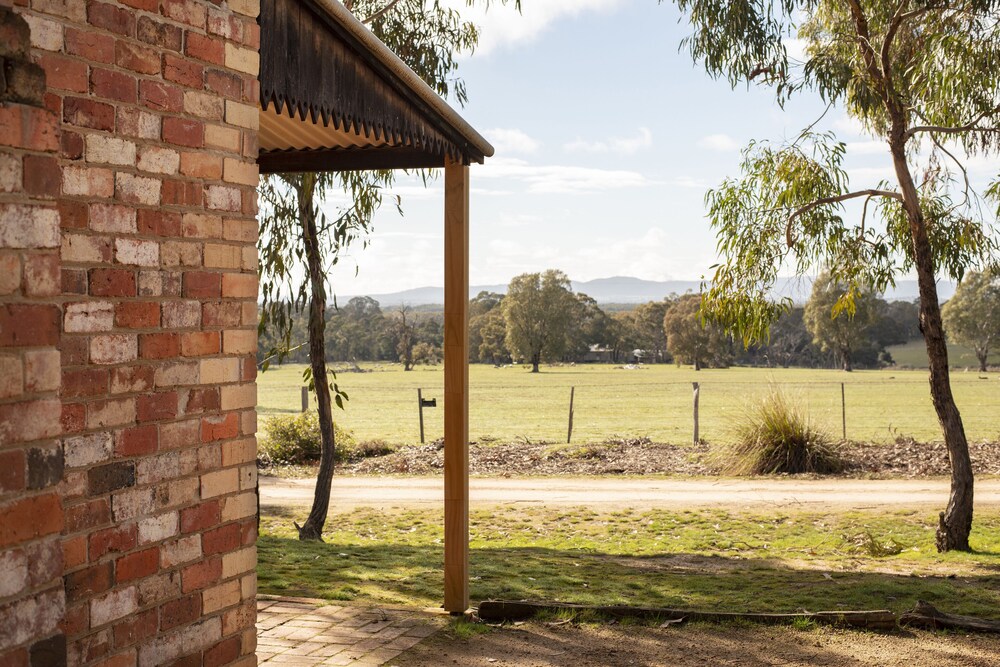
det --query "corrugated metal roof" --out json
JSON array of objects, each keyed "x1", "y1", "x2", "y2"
[{"x1": 258, "y1": 0, "x2": 493, "y2": 173}]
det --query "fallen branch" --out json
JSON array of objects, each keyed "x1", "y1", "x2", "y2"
[
  {"x1": 900, "y1": 601, "x2": 1000, "y2": 633},
  {"x1": 477, "y1": 601, "x2": 897, "y2": 631}
]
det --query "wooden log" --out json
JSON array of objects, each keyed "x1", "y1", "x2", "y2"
[
  {"x1": 900, "y1": 601, "x2": 1000, "y2": 633},
  {"x1": 477, "y1": 600, "x2": 897, "y2": 631}
]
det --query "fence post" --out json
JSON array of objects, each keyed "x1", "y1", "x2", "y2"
[
  {"x1": 418, "y1": 388, "x2": 426, "y2": 444},
  {"x1": 567, "y1": 386, "x2": 575, "y2": 444},
  {"x1": 841, "y1": 382, "x2": 846, "y2": 441},
  {"x1": 692, "y1": 382, "x2": 700, "y2": 445},
  {"x1": 301, "y1": 386, "x2": 309, "y2": 413}
]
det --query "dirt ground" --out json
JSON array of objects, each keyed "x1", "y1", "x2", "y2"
[{"x1": 396, "y1": 621, "x2": 1000, "y2": 666}]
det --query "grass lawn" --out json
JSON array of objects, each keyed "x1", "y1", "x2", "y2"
[
  {"x1": 888, "y1": 339, "x2": 1000, "y2": 369},
  {"x1": 257, "y1": 363, "x2": 1000, "y2": 445},
  {"x1": 258, "y1": 505, "x2": 1000, "y2": 617}
]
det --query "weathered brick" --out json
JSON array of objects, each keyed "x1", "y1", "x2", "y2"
[
  {"x1": 63, "y1": 97, "x2": 116, "y2": 132},
  {"x1": 23, "y1": 349, "x2": 59, "y2": 393},
  {"x1": 181, "y1": 331, "x2": 219, "y2": 357},
  {"x1": 116, "y1": 424, "x2": 158, "y2": 457},
  {"x1": 26, "y1": 445, "x2": 63, "y2": 490},
  {"x1": 181, "y1": 272, "x2": 220, "y2": 299},
  {"x1": 222, "y1": 157, "x2": 257, "y2": 186},
  {"x1": 229, "y1": 0, "x2": 259, "y2": 17},
  {"x1": 88, "y1": 462, "x2": 136, "y2": 496},
  {"x1": 136, "y1": 16, "x2": 181, "y2": 50},
  {"x1": 89, "y1": 268, "x2": 136, "y2": 297},
  {"x1": 184, "y1": 31, "x2": 223, "y2": 65},
  {"x1": 91, "y1": 67, "x2": 138, "y2": 103},
  {"x1": 86, "y1": 397, "x2": 136, "y2": 430},
  {"x1": 0, "y1": 304, "x2": 60, "y2": 348},
  {"x1": 90, "y1": 586, "x2": 138, "y2": 628},
  {"x1": 36, "y1": 53, "x2": 88, "y2": 93},
  {"x1": 65, "y1": 562, "x2": 113, "y2": 603},
  {"x1": 89, "y1": 524, "x2": 137, "y2": 560},
  {"x1": 224, "y1": 100, "x2": 257, "y2": 130},
  {"x1": 162, "y1": 0, "x2": 207, "y2": 28},
  {"x1": 183, "y1": 90, "x2": 223, "y2": 119},
  {"x1": 163, "y1": 53, "x2": 203, "y2": 88},
  {"x1": 0, "y1": 356, "x2": 23, "y2": 400},
  {"x1": 139, "y1": 79, "x2": 183, "y2": 113},
  {"x1": 90, "y1": 203, "x2": 137, "y2": 234},
  {"x1": 137, "y1": 511, "x2": 177, "y2": 544},
  {"x1": 202, "y1": 579, "x2": 239, "y2": 614},
  {"x1": 137, "y1": 391, "x2": 178, "y2": 422},
  {"x1": 85, "y1": 134, "x2": 136, "y2": 166},
  {"x1": 179, "y1": 501, "x2": 219, "y2": 534},
  {"x1": 115, "y1": 173, "x2": 161, "y2": 206},
  {"x1": 203, "y1": 124, "x2": 240, "y2": 152},
  {"x1": 64, "y1": 498, "x2": 110, "y2": 533},
  {"x1": 115, "y1": 238, "x2": 159, "y2": 266},
  {"x1": 162, "y1": 118, "x2": 203, "y2": 148},
  {"x1": 161, "y1": 301, "x2": 201, "y2": 329},
  {"x1": 64, "y1": 432, "x2": 113, "y2": 468},
  {"x1": 65, "y1": 27, "x2": 114, "y2": 62},
  {"x1": 181, "y1": 212, "x2": 222, "y2": 238},
  {"x1": 110, "y1": 365, "x2": 155, "y2": 394},
  {"x1": 0, "y1": 154, "x2": 21, "y2": 194},
  {"x1": 138, "y1": 210, "x2": 181, "y2": 237},
  {"x1": 113, "y1": 608, "x2": 157, "y2": 649},
  {"x1": 62, "y1": 234, "x2": 111, "y2": 264},
  {"x1": 200, "y1": 413, "x2": 237, "y2": 443},
  {"x1": 140, "y1": 332, "x2": 180, "y2": 359},
  {"x1": 90, "y1": 334, "x2": 138, "y2": 365},
  {"x1": 0, "y1": 492, "x2": 62, "y2": 549},
  {"x1": 23, "y1": 252, "x2": 60, "y2": 297},
  {"x1": 114, "y1": 301, "x2": 160, "y2": 328},
  {"x1": 23, "y1": 155, "x2": 61, "y2": 197},
  {"x1": 137, "y1": 146, "x2": 179, "y2": 175},
  {"x1": 117, "y1": 107, "x2": 160, "y2": 140},
  {"x1": 220, "y1": 492, "x2": 255, "y2": 522},
  {"x1": 153, "y1": 360, "x2": 198, "y2": 387},
  {"x1": 161, "y1": 241, "x2": 201, "y2": 267},
  {"x1": 115, "y1": 40, "x2": 160, "y2": 75},
  {"x1": 0, "y1": 204, "x2": 60, "y2": 248},
  {"x1": 158, "y1": 594, "x2": 200, "y2": 633},
  {"x1": 224, "y1": 42, "x2": 258, "y2": 75},
  {"x1": 63, "y1": 165, "x2": 115, "y2": 197},
  {"x1": 220, "y1": 272, "x2": 256, "y2": 298},
  {"x1": 180, "y1": 557, "x2": 220, "y2": 593},
  {"x1": 161, "y1": 179, "x2": 203, "y2": 207},
  {"x1": 0, "y1": 104, "x2": 59, "y2": 152},
  {"x1": 198, "y1": 358, "x2": 239, "y2": 385},
  {"x1": 222, "y1": 330, "x2": 255, "y2": 356},
  {"x1": 23, "y1": 14, "x2": 64, "y2": 52},
  {"x1": 0, "y1": 547, "x2": 28, "y2": 598},
  {"x1": 88, "y1": 1, "x2": 135, "y2": 35},
  {"x1": 161, "y1": 535, "x2": 200, "y2": 569},
  {"x1": 115, "y1": 547, "x2": 158, "y2": 583}
]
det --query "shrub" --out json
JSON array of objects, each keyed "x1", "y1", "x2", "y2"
[
  {"x1": 718, "y1": 389, "x2": 843, "y2": 475},
  {"x1": 259, "y1": 411, "x2": 355, "y2": 464}
]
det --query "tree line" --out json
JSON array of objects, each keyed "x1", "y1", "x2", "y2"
[{"x1": 260, "y1": 268, "x2": 1000, "y2": 373}]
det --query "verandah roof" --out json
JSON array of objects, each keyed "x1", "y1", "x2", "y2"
[{"x1": 257, "y1": 0, "x2": 494, "y2": 172}]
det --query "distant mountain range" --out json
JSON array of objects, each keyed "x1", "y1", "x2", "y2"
[{"x1": 343, "y1": 275, "x2": 957, "y2": 307}]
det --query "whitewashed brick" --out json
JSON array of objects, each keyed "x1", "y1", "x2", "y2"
[
  {"x1": 64, "y1": 432, "x2": 113, "y2": 468},
  {"x1": 115, "y1": 239, "x2": 159, "y2": 266},
  {"x1": 138, "y1": 512, "x2": 179, "y2": 545},
  {"x1": 65, "y1": 301, "x2": 113, "y2": 332},
  {"x1": 90, "y1": 334, "x2": 138, "y2": 365},
  {"x1": 90, "y1": 586, "x2": 138, "y2": 627},
  {"x1": 86, "y1": 135, "x2": 137, "y2": 166}
]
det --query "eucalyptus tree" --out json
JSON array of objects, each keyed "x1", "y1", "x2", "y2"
[
  {"x1": 258, "y1": 171, "x2": 387, "y2": 540},
  {"x1": 259, "y1": 0, "x2": 520, "y2": 540},
  {"x1": 942, "y1": 270, "x2": 1000, "y2": 372},
  {"x1": 670, "y1": 0, "x2": 1000, "y2": 550},
  {"x1": 503, "y1": 270, "x2": 577, "y2": 372},
  {"x1": 803, "y1": 273, "x2": 876, "y2": 372}
]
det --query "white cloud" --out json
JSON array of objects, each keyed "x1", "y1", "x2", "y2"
[
  {"x1": 697, "y1": 133, "x2": 740, "y2": 152},
  {"x1": 845, "y1": 140, "x2": 887, "y2": 156},
  {"x1": 444, "y1": 0, "x2": 630, "y2": 56},
  {"x1": 485, "y1": 128, "x2": 540, "y2": 155},
  {"x1": 478, "y1": 157, "x2": 652, "y2": 193},
  {"x1": 564, "y1": 127, "x2": 653, "y2": 155}
]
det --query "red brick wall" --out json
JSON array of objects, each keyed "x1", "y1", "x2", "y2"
[
  {"x1": 0, "y1": 5, "x2": 67, "y2": 666},
  {"x1": 1, "y1": 0, "x2": 261, "y2": 663}
]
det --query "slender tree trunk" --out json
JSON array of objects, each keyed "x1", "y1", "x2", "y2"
[
  {"x1": 295, "y1": 175, "x2": 337, "y2": 542},
  {"x1": 977, "y1": 349, "x2": 988, "y2": 373},
  {"x1": 841, "y1": 349, "x2": 852, "y2": 372},
  {"x1": 889, "y1": 135, "x2": 974, "y2": 552},
  {"x1": 531, "y1": 352, "x2": 540, "y2": 373}
]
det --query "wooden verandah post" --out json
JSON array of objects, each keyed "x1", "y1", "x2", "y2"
[{"x1": 443, "y1": 156, "x2": 470, "y2": 613}]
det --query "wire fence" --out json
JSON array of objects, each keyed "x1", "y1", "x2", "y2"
[{"x1": 259, "y1": 371, "x2": 1000, "y2": 446}]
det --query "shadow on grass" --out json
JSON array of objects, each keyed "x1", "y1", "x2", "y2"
[{"x1": 257, "y1": 536, "x2": 1000, "y2": 619}]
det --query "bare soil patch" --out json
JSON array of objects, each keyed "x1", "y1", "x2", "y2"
[
  {"x1": 340, "y1": 437, "x2": 1000, "y2": 478},
  {"x1": 397, "y1": 621, "x2": 1000, "y2": 666}
]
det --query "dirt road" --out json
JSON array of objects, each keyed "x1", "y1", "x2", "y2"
[{"x1": 259, "y1": 475, "x2": 1000, "y2": 511}]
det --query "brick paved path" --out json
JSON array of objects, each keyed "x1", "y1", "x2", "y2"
[{"x1": 256, "y1": 596, "x2": 442, "y2": 666}]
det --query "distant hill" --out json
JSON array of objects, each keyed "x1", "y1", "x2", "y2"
[{"x1": 344, "y1": 275, "x2": 956, "y2": 308}]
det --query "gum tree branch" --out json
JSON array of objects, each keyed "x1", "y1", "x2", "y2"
[{"x1": 786, "y1": 189, "x2": 902, "y2": 248}]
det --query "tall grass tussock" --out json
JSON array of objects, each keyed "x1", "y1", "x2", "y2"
[{"x1": 718, "y1": 388, "x2": 844, "y2": 475}]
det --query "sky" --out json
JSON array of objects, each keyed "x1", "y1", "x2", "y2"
[{"x1": 321, "y1": 0, "x2": 997, "y2": 296}]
